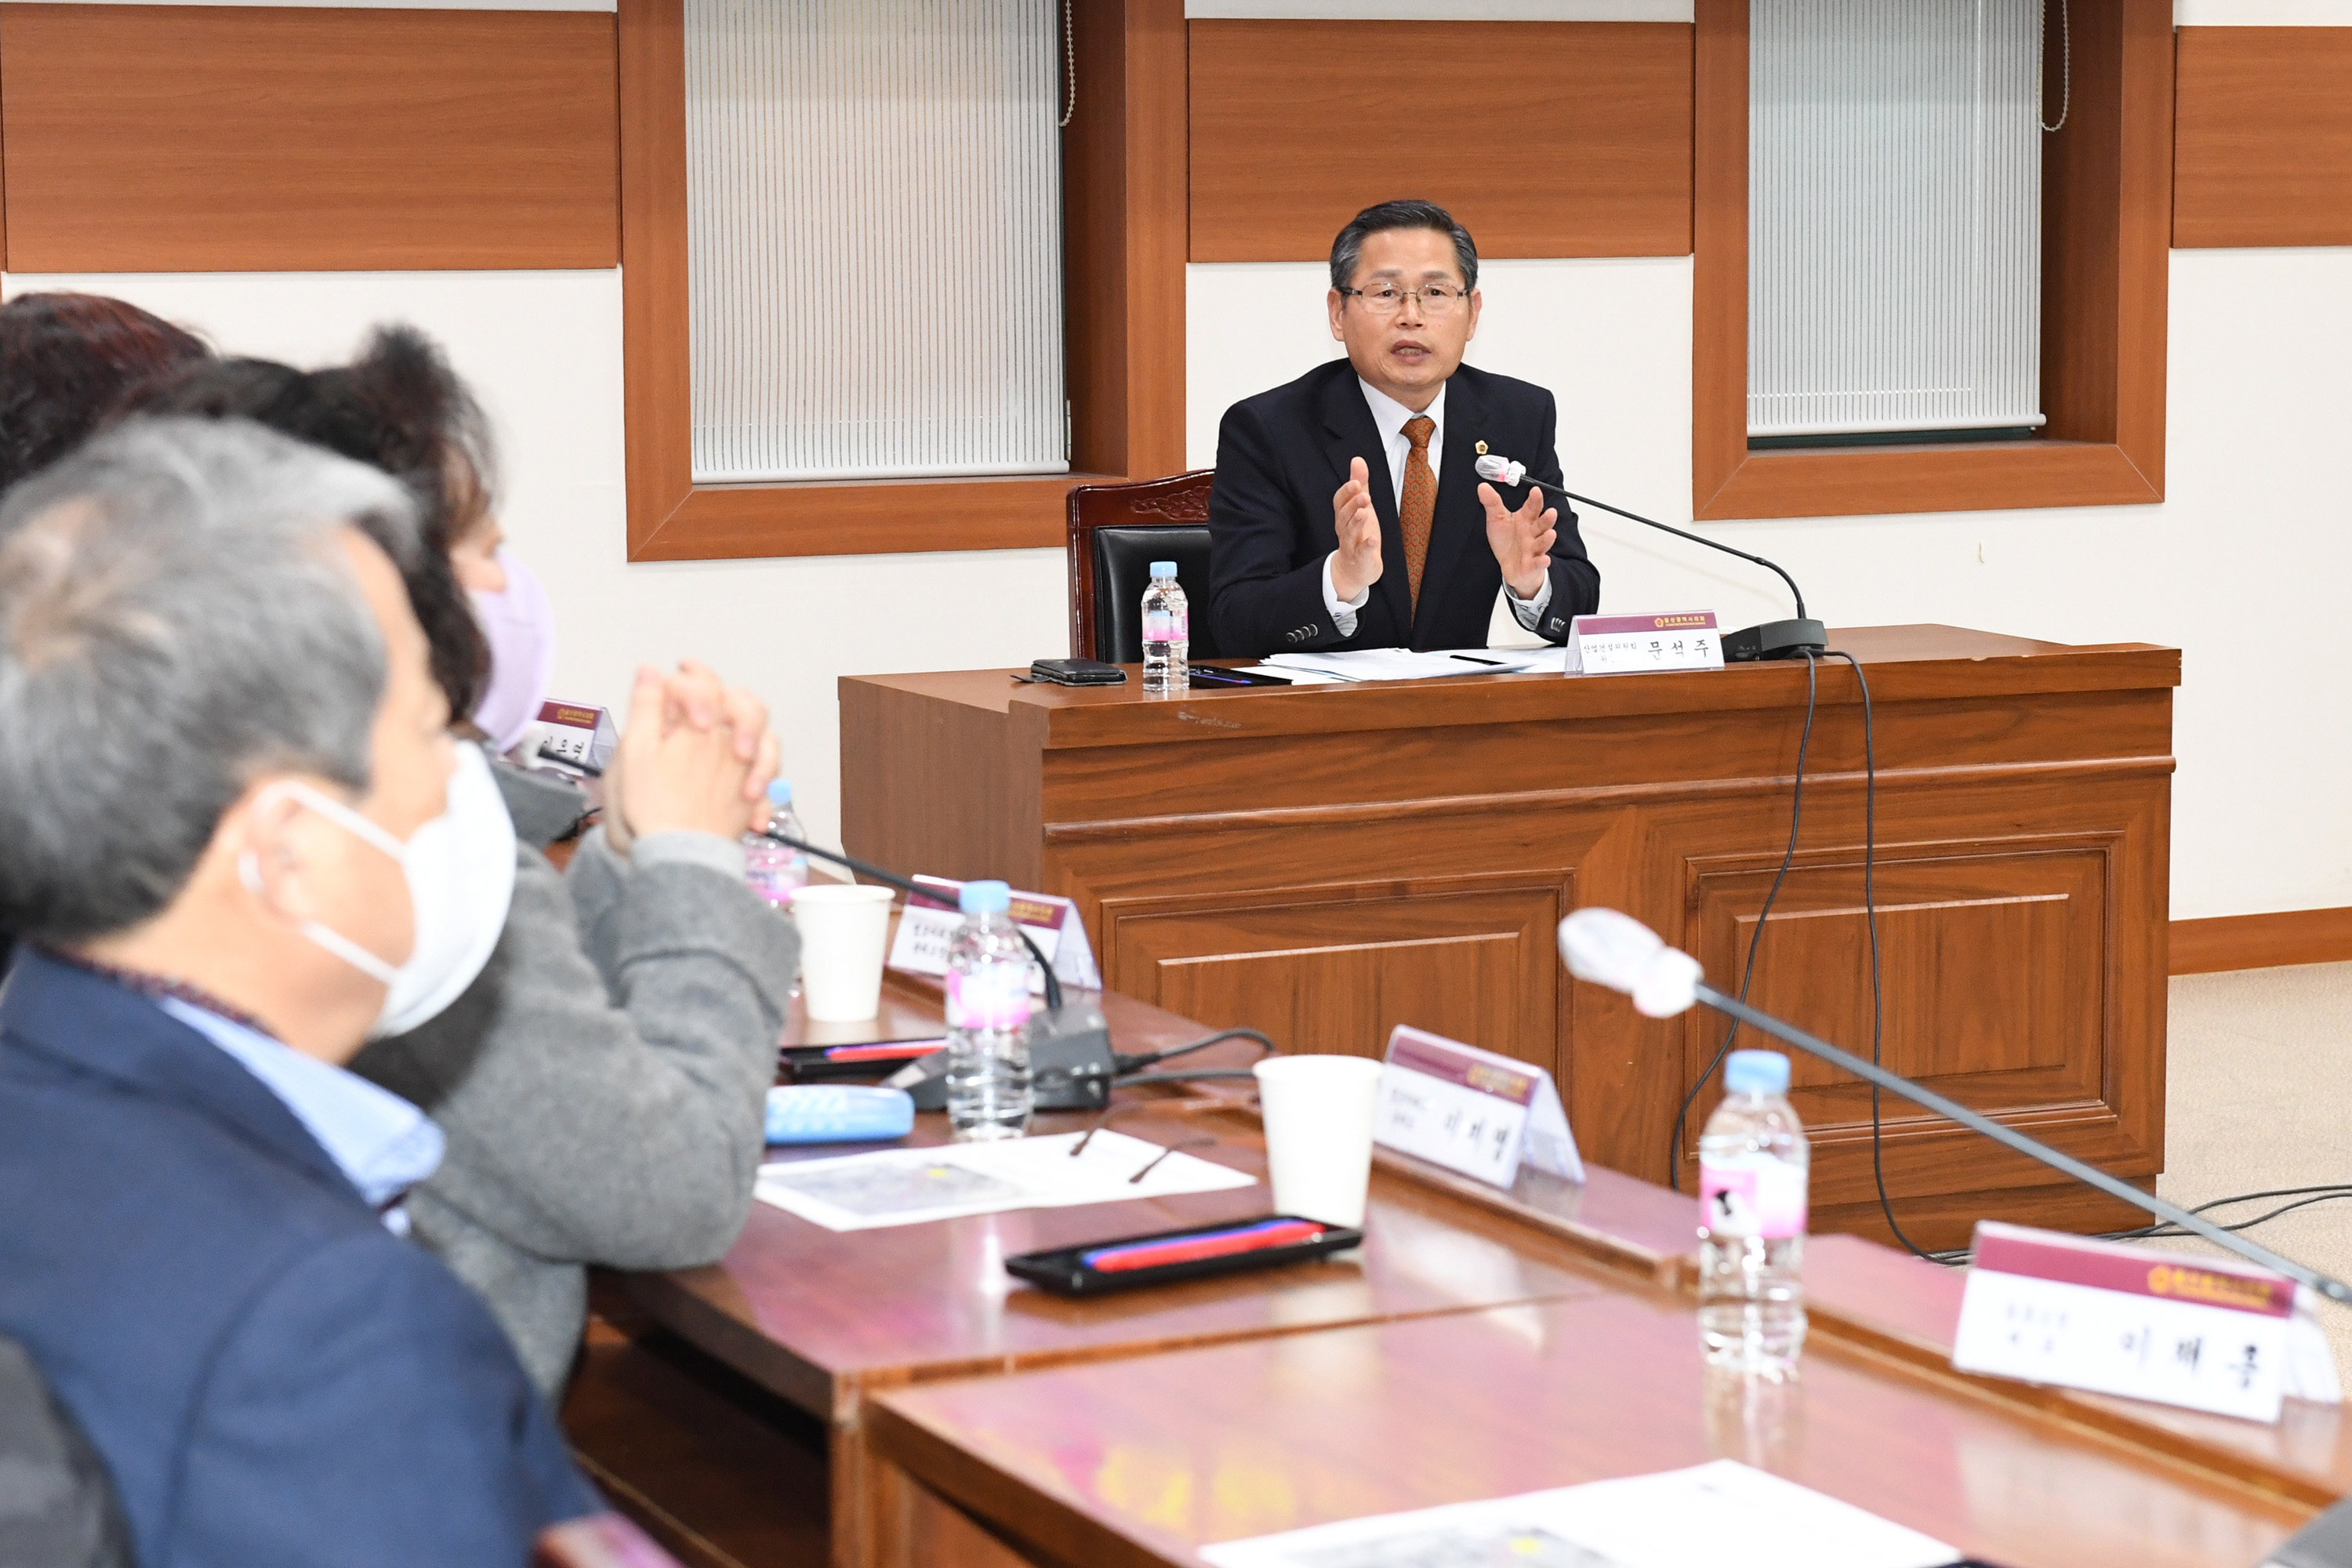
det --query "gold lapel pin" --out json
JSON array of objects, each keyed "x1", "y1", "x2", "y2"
[{"x1": 1474, "y1": 440, "x2": 1488, "y2": 456}]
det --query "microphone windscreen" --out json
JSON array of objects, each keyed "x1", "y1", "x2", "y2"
[
  {"x1": 1472, "y1": 454, "x2": 1526, "y2": 487},
  {"x1": 1556, "y1": 909, "x2": 1702, "y2": 1018}
]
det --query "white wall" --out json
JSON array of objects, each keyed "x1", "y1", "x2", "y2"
[
  {"x1": 0, "y1": 269, "x2": 1068, "y2": 858},
  {"x1": 1190, "y1": 252, "x2": 2352, "y2": 920}
]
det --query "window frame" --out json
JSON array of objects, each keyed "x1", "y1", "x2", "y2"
[
  {"x1": 618, "y1": 0, "x2": 1188, "y2": 562},
  {"x1": 1693, "y1": 0, "x2": 2172, "y2": 521}
]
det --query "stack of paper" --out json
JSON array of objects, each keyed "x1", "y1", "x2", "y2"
[{"x1": 1242, "y1": 648, "x2": 1552, "y2": 685}]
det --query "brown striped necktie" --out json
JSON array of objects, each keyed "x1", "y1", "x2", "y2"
[{"x1": 1400, "y1": 414, "x2": 1437, "y2": 615}]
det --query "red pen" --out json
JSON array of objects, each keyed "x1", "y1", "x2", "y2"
[{"x1": 1083, "y1": 1218, "x2": 1327, "y2": 1274}]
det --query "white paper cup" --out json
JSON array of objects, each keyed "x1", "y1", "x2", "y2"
[
  {"x1": 1252, "y1": 1054, "x2": 1387, "y2": 1227},
  {"x1": 790, "y1": 884, "x2": 895, "y2": 1022}
]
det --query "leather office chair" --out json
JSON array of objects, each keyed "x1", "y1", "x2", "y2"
[
  {"x1": 1065, "y1": 471, "x2": 1224, "y2": 663},
  {"x1": 0, "y1": 1334, "x2": 133, "y2": 1567}
]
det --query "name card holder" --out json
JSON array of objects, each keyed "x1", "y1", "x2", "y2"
[
  {"x1": 1372, "y1": 1026, "x2": 1583, "y2": 1190},
  {"x1": 886, "y1": 874, "x2": 1104, "y2": 993},
  {"x1": 1951, "y1": 1221, "x2": 2301, "y2": 1422},
  {"x1": 517, "y1": 700, "x2": 618, "y2": 773},
  {"x1": 1563, "y1": 612, "x2": 1725, "y2": 676}
]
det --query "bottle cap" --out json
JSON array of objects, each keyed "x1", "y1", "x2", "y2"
[
  {"x1": 1724, "y1": 1049, "x2": 1791, "y2": 1096},
  {"x1": 767, "y1": 779, "x2": 793, "y2": 806},
  {"x1": 959, "y1": 879, "x2": 1012, "y2": 915},
  {"x1": 1150, "y1": 561, "x2": 1178, "y2": 578}
]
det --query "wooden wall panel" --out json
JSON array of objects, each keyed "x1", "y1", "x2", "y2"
[
  {"x1": 1187, "y1": 19, "x2": 1693, "y2": 263},
  {"x1": 2175, "y1": 27, "x2": 2352, "y2": 249},
  {"x1": 0, "y1": 3, "x2": 619, "y2": 273}
]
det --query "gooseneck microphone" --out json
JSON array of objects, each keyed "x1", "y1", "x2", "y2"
[
  {"x1": 1557, "y1": 908, "x2": 2352, "y2": 1307},
  {"x1": 1474, "y1": 453, "x2": 1828, "y2": 662}
]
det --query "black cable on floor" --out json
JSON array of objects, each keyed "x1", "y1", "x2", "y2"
[
  {"x1": 1928, "y1": 1183, "x2": 2352, "y2": 1266},
  {"x1": 1824, "y1": 650, "x2": 1937, "y2": 1264},
  {"x1": 1667, "y1": 652, "x2": 1818, "y2": 1192}
]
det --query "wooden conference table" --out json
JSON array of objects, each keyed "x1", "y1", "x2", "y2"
[
  {"x1": 565, "y1": 982, "x2": 2350, "y2": 1568},
  {"x1": 838, "y1": 626, "x2": 2180, "y2": 1250}
]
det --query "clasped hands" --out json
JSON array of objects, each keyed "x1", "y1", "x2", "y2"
[
  {"x1": 602, "y1": 659, "x2": 780, "y2": 855},
  {"x1": 1329, "y1": 455, "x2": 1558, "y2": 604}
]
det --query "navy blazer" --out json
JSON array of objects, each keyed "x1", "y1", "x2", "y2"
[
  {"x1": 1207, "y1": 359, "x2": 1602, "y2": 657},
  {"x1": 0, "y1": 950, "x2": 597, "y2": 1568}
]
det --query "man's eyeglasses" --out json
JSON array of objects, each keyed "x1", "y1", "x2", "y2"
[{"x1": 1340, "y1": 282, "x2": 1470, "y2": 318}]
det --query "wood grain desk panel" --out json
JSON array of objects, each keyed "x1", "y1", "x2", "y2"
[
  {"x1": 840, "y1": 626, "x2": 2180, "y2": 1248},
  {"x1": 866, "y1": 1292, "x2": 2306, "y2": 1568}
]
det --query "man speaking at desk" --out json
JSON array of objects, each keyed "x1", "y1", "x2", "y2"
[{"x1": 1208, "y1": 200, "x2": 1601, "y2": 657}]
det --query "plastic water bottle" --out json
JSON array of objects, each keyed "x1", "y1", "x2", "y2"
[
  {"x1": 945, "y1": 880, "x2": 1034, "y2": 1141},
  {"x1": 1142, "y1": 561, "x2": 1189, "y2": 695},
  {"x1": 1697, "y1": 1049, "x2": 1809, "y2": 1377},
  {"x1": 742, "y1": 779, "x2": 809, "y2": 909}
]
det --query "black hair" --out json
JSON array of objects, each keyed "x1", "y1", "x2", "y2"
[
  {"x1": 115, "y1": 326, "x2": 498, "y2": 720},
  {"x1": 1329, "y1": 199, "x2": 1479, "y2": 294},
  {"x1": 0, "y1": 292, "x2": 210, "y2": 498}
]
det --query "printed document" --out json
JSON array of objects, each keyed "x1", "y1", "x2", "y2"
[
  {"x1": 1200, "y1": 1461, "x2": 1958, "y2": 1568},
  {"x1": 754, "y1": 1130, "x2": 1258, "y2": 1232}
]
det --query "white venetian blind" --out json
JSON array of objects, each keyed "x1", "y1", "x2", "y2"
[
  {"x1": 684, "y1": 0, "x2": 1069, "y2": 483},
  {"x1": 1748, "y1": 0, "x2": 2045, "y2": 439}
]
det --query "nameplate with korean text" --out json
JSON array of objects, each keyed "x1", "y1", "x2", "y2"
[
  {"x1": 1564, "y1": 612, "x2": 1724, "y2": 676},
  {"x1": 1372, "y1": 1026, "x2": 1582, "y2": 1190},
  {"x1": 1951, "y1": 1221, "x2": 2292, "y2": 1422}
]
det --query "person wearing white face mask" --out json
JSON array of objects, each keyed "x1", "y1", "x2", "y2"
[
  {"x1": 121, "y1": 329, "x2": 800, "y2": 1397},
  {"x1": 0, "y1": 419, "x2": 601, "y2": 1568}
]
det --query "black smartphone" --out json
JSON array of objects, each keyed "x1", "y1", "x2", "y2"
[
  {"x1": 1030, "y1": 658, "x2": 1128, "y2": 686},
  {"x1": 1005, "y1": 1214, "x2": 1362, "y2": 1297}
]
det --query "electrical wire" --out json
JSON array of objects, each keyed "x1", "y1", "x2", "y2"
[
  {"x1": 1928, "y1": 1184, "x2": 2352, "y2": 1267},
  {"x1": 1668, "y1": 653, "x2": 1817, "y2": 1192},
  {"x1": 1114, "y1": 1027, "x2": 1276, "y2": 1076},
  {"x1": 1824, "y1": 650, "x2": 1936, "y2": 1263}
]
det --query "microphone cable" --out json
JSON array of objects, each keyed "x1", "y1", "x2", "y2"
[
  {"x1": 1822, "y1": 650, "x2": 1938, "y2": 1263},
  {"x1": 1668, "y1": 653, "x2": 1817, "y2": 1192},
  {"x1": 1926, "y1": 1183, "x2": 2352, "y2": 1266}
]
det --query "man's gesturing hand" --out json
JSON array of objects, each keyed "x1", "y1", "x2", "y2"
[
  {"x1": 1329, "y1": 456, "x2": 1383, "y2": 602},
  {"x1": 1478, "y1": 481, "x2": 1557, "y2": 601}
]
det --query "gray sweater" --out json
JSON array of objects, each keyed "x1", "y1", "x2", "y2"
[{"x1": 353, "y1": 761, "x2": 796, "y2": 1395}]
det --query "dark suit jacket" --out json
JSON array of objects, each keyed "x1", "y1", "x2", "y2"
[
  {"x1": 0, "y1": 950, "x2": 597, "y2": 1568},
  {"x1": 1207, "y1": 359, "x2": 1601, "y2": 656}
]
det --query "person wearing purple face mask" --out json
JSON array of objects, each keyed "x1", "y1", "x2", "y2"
[{"x1": 448, "y1": 488, "x2": 558, "y2": 756}]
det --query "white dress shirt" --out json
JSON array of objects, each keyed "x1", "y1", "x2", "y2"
[{"x1": 1324, "y1": 376, "x2": 1552, "y2": 637}]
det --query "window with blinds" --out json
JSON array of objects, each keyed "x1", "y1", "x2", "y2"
[
  {"x1": 683, "y1": 0, "x2": 1069, "y2": 485},
  {"x1": 1748, "y1": 0, "x2": 2045, "y2": 443}
]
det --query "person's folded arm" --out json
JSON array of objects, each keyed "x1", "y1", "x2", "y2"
[{"x1": 361, "y1": 829, "x2": 794, "y2": 1273}]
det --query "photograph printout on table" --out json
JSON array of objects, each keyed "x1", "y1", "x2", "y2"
[
  {"x1": 753, "y1": 1130, "x2": 1257, "y2": 1232},
  {"x1": 1198, "y1": 1461, "x2": 1958, "y2": 1568}
]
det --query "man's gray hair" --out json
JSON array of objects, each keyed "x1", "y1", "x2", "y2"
[
  {"x1": 1330, "y1": 198, "x2": 1480, "y2": 294},
  {"x1": 0, "y1": 417, "x2": 420, "y2": 945}
]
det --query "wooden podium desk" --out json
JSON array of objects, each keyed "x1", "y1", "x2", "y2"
[{"x1": 841, "y1": 626, "x2": 2180, "y2": 1250}]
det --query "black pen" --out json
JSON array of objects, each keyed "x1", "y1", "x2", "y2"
[{"x1": 1449, "y1": 654, "x2": 1506, "y2": 667}]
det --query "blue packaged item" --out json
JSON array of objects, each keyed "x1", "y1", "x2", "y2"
[{"x1": 764, "y1": 1084, "x2": 916, "y2": 1145}]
